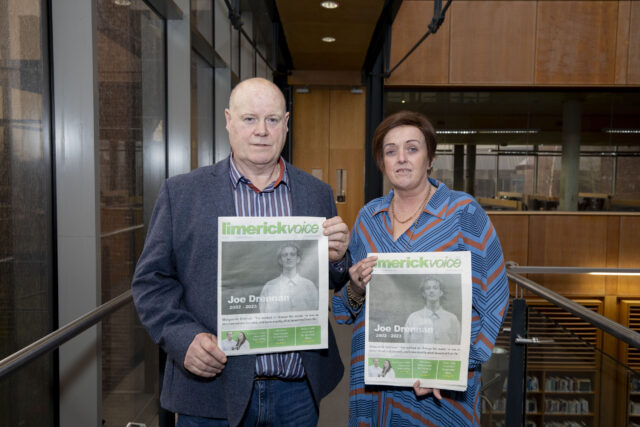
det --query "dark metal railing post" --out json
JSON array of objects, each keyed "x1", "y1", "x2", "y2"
[{"x1": 505, "y1": 297, "x2": 527, "y2": 426}]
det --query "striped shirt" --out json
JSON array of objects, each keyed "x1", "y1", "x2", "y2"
[
  {"x1": 333, "y1": 178, "x2": 509, "y2": 426},
  {"x1": 229, "y1": 156, "x2": 305, "y2": 379}
]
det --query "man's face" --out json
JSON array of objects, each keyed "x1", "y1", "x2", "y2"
[
  {"x1": 225, "y1": 80, "x2": 289, "y2": 172},
  {"x1": 373, "y1": 358, "x2": 379, "y2": 367},
  {"x1": 279, "y1": 246, "x2": 300, "y2": 269},
  {"x1": 422, "y1": 280, "x2": 443, "y2": 302},
  {"x1": 226, "y1": 331, "x2": 233, "y2": 340}
]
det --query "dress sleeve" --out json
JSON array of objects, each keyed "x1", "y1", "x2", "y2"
[{"x1": 462, "y1": 201, "x2": 510, "y2": 369}]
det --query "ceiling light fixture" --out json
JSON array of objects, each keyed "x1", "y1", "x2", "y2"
[
  {"x1": 320, "y1": 1, "x2": 340, "y2": 9},
  {"x1": 603, "y1": 128, "x2": 640, "y2": 134},
  {"x1": 114, "y1": 0, "x2": 132, "y2": 5},
  {"x1": 435, "y1": 129, "x2": 539, "y2": 135},
  {"x1": 478, "y1": 129, "x2": 539, "y2": 135},
  {"x1": 436, "y1": 130, "x2": 477, "y2": 135},
  {"x1": 321, "y1": 36, "x2": 336, "y2": 43}
]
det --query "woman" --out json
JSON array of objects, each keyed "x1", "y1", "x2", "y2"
[
  {"x1": 333, "y1": 111, "x2": 509, "y2": 426},
  {"x1": 233, "y1": 331, "x2": 250, "y2": 351},
  {"x1": 380, "y1": 360, "x2": 395, "y2": 379}
]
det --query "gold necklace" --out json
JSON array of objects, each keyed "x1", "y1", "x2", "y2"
[{"x1": 391, "y1": 184, "x2": 432, "y2": 224}]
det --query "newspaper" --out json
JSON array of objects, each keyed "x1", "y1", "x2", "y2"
[
  {"x1": 217, "y1": 216, "x2": 328, "y2": 355},
  {"x1": 364, "y1": 251, "x2": 472, "y2": 391}
]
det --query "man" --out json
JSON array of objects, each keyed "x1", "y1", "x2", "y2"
[
  {"x1": 259, "y1": 243, "x2": 318, "y2": 313},
  {"x1": 220, "y1": 331, "x2": 236, "y2": 352},
  {"x1": 404, "y1": 277, "x2": 460, "y2": 345},
  {"x1": 368, "y1": 358, "x2": 382, "y2": 378},
  {"x1": 132, "y1": 78, "x2": 349, "y2": 426}
]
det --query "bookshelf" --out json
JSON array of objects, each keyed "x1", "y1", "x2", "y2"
[
  {"x1": 482, "y1": 369, "x2": 597, "y2": 427},
  {"x1": 482, "y1": 299, "x2": 603, "y2": 427}
]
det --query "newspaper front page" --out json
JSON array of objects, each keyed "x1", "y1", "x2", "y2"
[
  {"x1": 217, "y1": 217, "x2": 328, "y2": 355},
  {"x1": 364, "y1": 251, "x2": 472, "y2": 391}
]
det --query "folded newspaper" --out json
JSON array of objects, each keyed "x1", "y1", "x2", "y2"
[
  {"x1": 364, "y1": 251, "x2": 472, "y2": 391},
  {"x1": 217, "y1": 216, "x2": 328, "y2": 355}
]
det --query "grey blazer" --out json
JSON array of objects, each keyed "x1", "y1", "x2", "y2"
[{"x1": 131, "y1": 157, "x2": 346, "y2": 426}]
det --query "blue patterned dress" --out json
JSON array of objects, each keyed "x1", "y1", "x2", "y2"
[{"x1": 333, "y1": 178, "x2": 509, "y2": 426}]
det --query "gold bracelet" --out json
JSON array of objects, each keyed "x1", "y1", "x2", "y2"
[{"x1": 347, "y1": 282, "x2": 365, "y2": 308}]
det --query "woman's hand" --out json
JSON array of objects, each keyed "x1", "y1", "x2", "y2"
[
  {"x1": 348, "y1": 256, "x2": 378, "y2": 296},
  {"x1": 413, "y1": 380, "x2": 442, "y2": 399}
]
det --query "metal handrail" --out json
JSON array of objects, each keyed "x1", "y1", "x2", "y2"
[
  {"x1": 506, "y1": 265, "x2": 640, "y2": 349},
  {"x1": 508, "y1": 265, "x2": 640, "y2": 275},
  {"x1": 0, "y1": 289, "x2": 133, "y2": 379}
]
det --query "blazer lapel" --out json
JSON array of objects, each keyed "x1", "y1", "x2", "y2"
[{"x1": 209, "y1": 157, "x2": 237, "y2": 217}]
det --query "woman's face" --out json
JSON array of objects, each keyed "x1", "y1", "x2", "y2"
[
  {"x1": 238, "y1": 332, "x2": 245, "y2": 340},
  {"x1": 383, "y1": 360, "x2": 390, "y2": 369},
  {"x1": 382, "y1": 125, "x2": 431, "y2": 192}
]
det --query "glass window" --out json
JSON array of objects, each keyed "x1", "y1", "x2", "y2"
[
  {"x1": 476, "y1": 145, "x2": 497, "y2": 198},
  {"x1": 535, "y1": 146, "x2": 562, "y2": 200},
  {"x1": 614, "y1": 146, "x2": 640, "y2": 207},
  {"x1": 385, "y1": 90, "x2": 640, "y2": 211},
  {"x1": 432, "y1": 144, "x2": 454, "y2": 189},
  {"x1": 97, "y1": 1, "x2": 165, "y2": 424},
  {"x1": 191, "y1": 52, "x2": 214, "y2": 168},
  {"x1": 191, "y1": 0, "x2": 213, "y2": 45},
  {"x1": 240, "y1": 12, "x2": 255, "y2": 80},
  {"x1": 0, "y1": 1, "x2": 55, "y2": 425}
]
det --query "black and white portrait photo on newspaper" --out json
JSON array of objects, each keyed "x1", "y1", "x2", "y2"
[
  {"x1": 219, "y1": 239, "x2": 320, "y2": 315},
  {"x1": 367, "y1": 273, "x2": 462, "y2": 344}
]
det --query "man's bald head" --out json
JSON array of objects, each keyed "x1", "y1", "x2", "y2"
[
  {"x1": 224, "y1": 77, "x2": 290, "y2": 180},
  {"x1": 228, "y1": 78, "x2": 286, "y2": 115}
]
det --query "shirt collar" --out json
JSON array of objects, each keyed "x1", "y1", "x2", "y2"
[
  {"x1": 228, "y1": 156, "x2": 289, "y2": 192},
  {"x1": 425, "y1": 307, "x2": 441, "y2": 318},
  {"x1": 370, "y1": 177, "x2": 451, "y2": 220}
]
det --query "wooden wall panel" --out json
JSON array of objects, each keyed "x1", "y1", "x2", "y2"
[
  {"x1": 386, "y1": 0, "x2": 450, "y2": 86},
  {"x1": 291, "y1": 88, "x2": 365, "y2": 230},
  {"x1": 329, "y1": 90, "x2": 366, "y2": 150},
  {"x1": 489, "y1": 214, "x2": 529, "y2": 266},
  {"x1": 527, "y1": 216, "x2": 608, "y2": 295},
  {"x1": 449, "y1": 1, "x2": 536, "y2": 84},
  {"x1": 615, "y1": 0, "x2": 632, "y2": 84},
  {"x1": 616, "y1": 216, "x2": 640, "y2": 295},
  {"x1": 329, "y1": 90, "x2": 365, "y2": 229},
  {"x1": 627, "y1": 1, "x2": 640, "y2": 83},
  {"x1": 292, "y1": 90, "x2": 330, "y2": 180},
  {"x1": 605, "y1": 216, "x2": 621, "y2": 295},
  {"x1": 535, "y1": 1, "x2": 618, "y2": 85}
]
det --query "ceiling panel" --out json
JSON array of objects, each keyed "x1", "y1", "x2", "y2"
[{"x1": 275, "y1": 0, "x2": 385, "y2": 70}]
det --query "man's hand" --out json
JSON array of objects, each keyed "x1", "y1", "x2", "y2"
[
  {"x1": 323, "y1": 216, "x2": 350, "y2": 262},
  {"x1": 413, "y1": 380, "x2": 442, "y2": 399},
  {"x1": 184, "y1": 332, "x2": 228, "y2": 377}
]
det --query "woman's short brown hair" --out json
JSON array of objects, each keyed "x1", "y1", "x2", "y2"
[{"x1": 372, "y1": 111, "x2": 437, "y2": 173}]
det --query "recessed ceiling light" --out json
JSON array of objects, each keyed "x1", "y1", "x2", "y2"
[
  {"x1": 320, "y1": 1, "x2": 339, "y2": 9},
  {"x1": 114, "y1": 0, "x2": 131, "y2": 5},
  {"x1": 322, "y1": 36, "x2": 336, "y2": 43}
]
